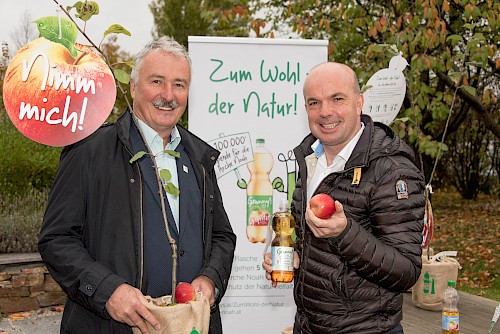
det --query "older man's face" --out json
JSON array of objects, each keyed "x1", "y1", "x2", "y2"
[{"x1": 131, "y1": 50, "x2": 190, "y2": 140}]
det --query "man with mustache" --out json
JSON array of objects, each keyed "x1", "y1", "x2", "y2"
[
  {"x1": 39, "y1": 36, "x2": 236, "y2": 334},
  {"x1": 263, "y1": 62, "x2": 425, "y2": 333}
]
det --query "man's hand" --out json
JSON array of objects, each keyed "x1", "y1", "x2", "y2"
[
  {"x1": 262, "y1": 251, "x2": 300, "y2": 287},
  {"x1": 306, "y1": 200, "x2": 348, "y2": 238},
  {"x1": 191, "y1": 275, "x2": 216, "y2": 306},
  {"x1": 105, "y1": 283, "x2": 160, "y2": 334}
]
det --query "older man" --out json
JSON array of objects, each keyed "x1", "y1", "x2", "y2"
[{"x1": 39, "y1": 36, "x2": 236, "y2": 334}]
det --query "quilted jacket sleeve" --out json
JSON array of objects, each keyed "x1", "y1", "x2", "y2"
[{"x1": 330, "y1": 155, "x2": 425, "y2": 292}]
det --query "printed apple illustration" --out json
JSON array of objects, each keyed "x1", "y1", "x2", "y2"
[
  {"x1": 175, "y1": 282, "x2": 196, "y2": 304},
  {"x1": 3, "y1": 37, "x2": 116, "y2": 147},
  {"x1": 248, "y1": 208, "x2": 270, "y2": 226},
  {"x1": 310, "y1": 193, "x2": 336, "y2": 219}
]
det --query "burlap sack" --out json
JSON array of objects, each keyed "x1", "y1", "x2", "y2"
[
  {"x1": 411, "y1": 252, "x2": 461, "y2": 311},
  {"x1": 132, "y1": 292, "x2": 210, "y2": 334}
]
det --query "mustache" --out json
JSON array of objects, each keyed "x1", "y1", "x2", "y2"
[{"x1": 152, "y1": 99, "x2": 179, "y2": 109}]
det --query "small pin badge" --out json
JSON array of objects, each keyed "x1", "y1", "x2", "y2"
[
  {"x1": 351, "y1": 167, "x2": 362, "y2": 185},
  {"x1": 396, "y1": 180, "x2": 409, "y2": 199},
  {"x1": 183, "y1": 165, "x2": 189, "y2": 173}
]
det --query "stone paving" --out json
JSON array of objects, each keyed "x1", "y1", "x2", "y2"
[{"x1": 0, "y1": 306, "x2": 62, "y2": 334}]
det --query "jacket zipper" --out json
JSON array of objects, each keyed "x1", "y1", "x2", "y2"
[{"x1": 295, "y1": 163, "x2": 308, "y2": 312}]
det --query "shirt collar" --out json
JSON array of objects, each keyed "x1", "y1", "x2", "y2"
[
  {"x1": 310, "y1": 122, "x2": 365, "y2": 165},
  {"x1": 135, "y1": 116, "x2": 181, "y2": 153}
]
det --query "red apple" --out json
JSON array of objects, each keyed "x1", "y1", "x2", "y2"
[
  {"x1": 310, "y1": 193, "x2": 336, "y2": 219},
  {"x1": 3, "y1": 37, "x2": 116, "y2": 147},
  {"x1": 175, "y1": 282, "x2": 196, "y2": 304}
]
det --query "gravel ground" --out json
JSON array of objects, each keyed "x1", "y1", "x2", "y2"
[{"x1": 0, "y1": 307, "x2": 62, "y2": 334}]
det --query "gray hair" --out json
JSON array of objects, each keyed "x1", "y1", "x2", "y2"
[{"x1": 130, "y1": 36, "x2": 191, "y2": 84}]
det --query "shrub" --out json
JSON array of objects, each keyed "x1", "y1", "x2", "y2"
[
  {"x1": 0, "y1": 189, "x2": 48, "y2": 253},
  {"x1": 0, "y1": 111, "x2": 60, "y2": 253},
  {"x1": 0, "y1": 113, "x2": 61, "y2": 197}
]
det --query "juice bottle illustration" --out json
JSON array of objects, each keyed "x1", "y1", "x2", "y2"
[{"x1": 246, "y1": 138, "x2": 273, "y2": 243}]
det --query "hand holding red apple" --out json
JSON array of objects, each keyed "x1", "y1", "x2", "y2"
[
  {"x1": 310, "y1": 193, "x2": 336, "y2": 219},
  {"x1": 307, "y1": 194, "x2": 347, "y2": 238}
]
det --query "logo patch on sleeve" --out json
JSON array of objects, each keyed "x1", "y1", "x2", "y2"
[{"x1": 396, "y1": 180, "x2": 409, "y2": 199}]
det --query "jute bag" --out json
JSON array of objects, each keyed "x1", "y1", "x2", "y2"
[
  {"x1": 412, "y1": 251, "x2": 461, "y2": 311},
  {"x1": 132, "y1": 292, "x2": 210, "y2": 334}
]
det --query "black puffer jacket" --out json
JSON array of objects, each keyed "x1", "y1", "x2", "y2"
[{"x1": 292, "y1": 115, "x2": 425, "y2": 334}]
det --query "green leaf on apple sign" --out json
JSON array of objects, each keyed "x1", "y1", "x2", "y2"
[{"x1": 34, "y1": 16, "x2": 79, "y2": 57}]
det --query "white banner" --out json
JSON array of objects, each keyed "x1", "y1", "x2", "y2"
[{"x1": 188, "y1": 36, "x2": 328, "y2": 333}]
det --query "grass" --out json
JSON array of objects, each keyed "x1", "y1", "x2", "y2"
[{"x1": 430, "y1": 191, "x2": 500, "y2": 301}]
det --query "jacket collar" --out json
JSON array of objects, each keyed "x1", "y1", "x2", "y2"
[
  {"x1": 116, "y1": 109, "x2": 133, "y2": 151},
  {"x1": 115, "y1": 110, "x2": 220, "y2": 173},
  {"x1": 175, "y1": 125, "x2": 219, "y2": 173},
  {"x1": 294, "y1": 114, "x2": 416, "y2": 170}
]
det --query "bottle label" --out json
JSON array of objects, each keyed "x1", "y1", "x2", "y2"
[
  {"x1": 442, "y1": 314, "x2": 459, "y2": 332},
  {"x1": 247, "y1": 195, "x2": 272, "y2": 227},
  {"x1": 272, "y1": 246, "x2": 294, "y2": 271}
]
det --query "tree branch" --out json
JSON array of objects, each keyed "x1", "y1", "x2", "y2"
[
  {"x1": 52, "y1": 0, "x2": 133, "y2": 113},
  {"x1": 436, "y1": 71, "x2": 500, "y2": 140}
]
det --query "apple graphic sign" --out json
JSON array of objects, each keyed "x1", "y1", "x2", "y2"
[{"x1": 3, "y1": 37, "x2": 116, "y2": 147}]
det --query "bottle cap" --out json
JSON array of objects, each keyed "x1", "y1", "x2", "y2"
[
  {"x1": 256, "y1": 138, "x2": 265, "y2": 144},
  {"x1": 447, "y1": 280, "x2": 456, "y2": 287},
  {"x1": 279, "y1": 198, "x2": 289, "y2": 212}
]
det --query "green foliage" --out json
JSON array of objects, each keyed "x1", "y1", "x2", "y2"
[
  {"x1": 255, "y1": 0, "x2": 500, "y2": 198},
  {"x1": 150, "y1": 0, "x2": 253, "y2": 47},
  {"x1": 0, "y1": 189, "x2": 48, "y2": 253},
  {"x1": 66, "y1": 1, "x2": 100, "y2": 22},
  {"x1": 63, "y1": 1, "x2": 135, "y2": 118},
  {"x1": 103, "y1": 24, "x2": 131, "y2": 41},
  {"x1": 113, "y1": 68, "x2": 130, "y2": 84},
  {"x1": 129, "y1": 151, "x2": 148, "y2": 163},
  {"x1": 100, "y1": 35, "x2": 133, "y2": 122},
  {"x1": 0, "y1": 114, "x2": 57, "y2": 254},
  {"x1": 149, "y1": 0, "x2": 253, "y2": 126},
  {"x1": 129, "y1": 149, "x2": 180, "y2": 197},
  {"x1": 0, "y1": 114, "x2": 61, "y2": 197}
]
